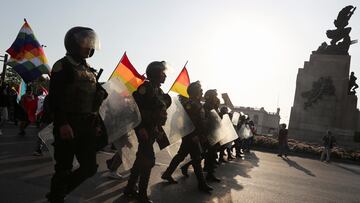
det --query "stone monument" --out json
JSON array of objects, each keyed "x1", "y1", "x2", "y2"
[{"x1": 288, "y1": 6, "x2": 360, "y2": 148}]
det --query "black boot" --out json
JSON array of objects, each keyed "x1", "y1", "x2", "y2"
[
  {"x1": 180, "y1": 165, "x2": 189, "y2": 177},
  {"x1": 138, "y1": 194, "x2": 153, "y2": 203},
  {"x1": 123, "y1": 186, "x2": 138, "y2": 198},
  {"x1": 206, "y1": 173, "x2": 221, "y2": 183},
  {"x1": 161, "y1": 173, "x2": 178, "y2": 184},
  {"x1": 46, "y1": 192, "x2": 64, "y2": 203},
  {"x1": 198, "y1": 182, "x2": 213, "y2": 193}
]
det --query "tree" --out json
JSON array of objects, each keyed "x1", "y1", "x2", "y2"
[{"x1": 3, "y1": 67, "x2": 49, "y2": 94}]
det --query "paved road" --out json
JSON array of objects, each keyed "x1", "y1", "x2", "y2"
[{"x1": 1, "y1": 123, "x2": 360, "y2": 203}]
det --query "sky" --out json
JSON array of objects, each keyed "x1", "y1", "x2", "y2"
[{"x1": 0, "y1": 0, "x2": 360, "y2": 124}]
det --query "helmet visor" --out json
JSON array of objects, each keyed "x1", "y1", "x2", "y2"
[{"x1": 73, "y1": 30, "x2": 101, "y2": 50}]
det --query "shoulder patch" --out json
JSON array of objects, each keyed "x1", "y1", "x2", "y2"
[{"x1": 51, "y1": 60, "x2": 63, "y2": 73}]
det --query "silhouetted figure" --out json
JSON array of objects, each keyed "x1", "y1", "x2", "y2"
[
  {"x1": 320, "y1": 130, "x2": 336, "y2": 163},
  {"x1": 348, "y1": 71, "x2": 358, "y2": 95},
  {"x1": 46, "y1": 26, "x2": 107, "y2": 203}
]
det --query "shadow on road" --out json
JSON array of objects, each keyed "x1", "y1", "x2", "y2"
[
  {"x1": 281, "y1": 157, "x2": 315, "y2": 177},
  {"x1": 332, "y1": 163, "x2": 360, "y2": 176},
  {"x1": 146, "y1": 152, "x2": 259, "y2": 203}
]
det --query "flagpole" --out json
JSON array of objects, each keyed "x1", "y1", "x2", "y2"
[
  {"x1": 108, "y1": 51, "x2": 126, "y2": 80},
  {"x1": 167, "y1": 60, "x2": 188, "y2": 93}
]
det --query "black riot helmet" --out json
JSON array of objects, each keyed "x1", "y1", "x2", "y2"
[
  {"x1": 220, "y1": 106, "x2": 229, "y2": 114},
  {"x1": 146, "y1": 61, "x2": 167, "y2": 81},
  {"x1": 187, "y1": 81, "x2": 202, "y2": 99},
  {"x1": 204, "y1": 89, "x2": 218, "y2": 101},
  {"x1": 64, "y1": 26, "x2": 100, "y2": 58}
]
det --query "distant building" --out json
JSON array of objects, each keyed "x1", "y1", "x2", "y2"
[{"x1": 233, "y1": 106, "x2": 281, "y2": 135}]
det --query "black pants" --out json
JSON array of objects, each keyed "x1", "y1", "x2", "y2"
[
  {"x1": 164, "y1": 136, "x2": 206, "y2": 184},
  {"x1": 204, "y1": 143, "x2": 218, "y2": 174},
  {"x1": 125, "y1": 130, "x2": 156, "y2": 197},
  {"x1": 49, "y1": 115, "x2": 98, "y2": 201},
  {"x1": 182, "y1": 142, "x2": 218, "y2": 175}
]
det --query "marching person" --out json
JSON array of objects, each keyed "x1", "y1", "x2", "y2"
[
  {"x1": 123, "y1": 61, "x2": 171, "y2": 203},
  {"x1": 161, "y1": 81, "x2": 213, "y2": 193},
  {"x1": 46, "y1": 26, "x2": 107, "y2": 203}
]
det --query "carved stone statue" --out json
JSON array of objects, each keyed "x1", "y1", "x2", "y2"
[
  {"x1": 314, "y1": 6, "x2": 356, "y2": 55},
  {"x1": 301, "y1": 77, "x2": 335, "y2": 110},
  {"x1": 348, "y1": 71, "x2": 359, "y2": 95}
]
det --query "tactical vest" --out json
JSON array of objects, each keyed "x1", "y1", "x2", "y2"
[{"x1": 61, "y1": 57, "x2": 97, "y2": 114}]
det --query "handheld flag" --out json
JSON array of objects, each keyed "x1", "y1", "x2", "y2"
[
  {"x1": 109, "y1": 52, "x2": 145, "y2": 92},
  {"x1": 6, "y1": 19, "x2": 50, "y2": 83},
  {"x1": 169, "y1": 62, "x2": 190, "y2": 98},
  {"x1": 17, "y1": 79, "x2": 26, "y2": 102}
]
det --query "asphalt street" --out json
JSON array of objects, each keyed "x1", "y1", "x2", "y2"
[{"x1": 0, "y1": 123, "x2": 359, "y2": 203}]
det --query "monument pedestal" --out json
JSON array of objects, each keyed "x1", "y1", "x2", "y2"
[{"x1": 288, "y1": 54, "x2": 360, "y2": 148}]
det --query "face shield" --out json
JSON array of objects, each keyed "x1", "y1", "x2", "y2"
[
  {"x1": 73, "y1": 29, "x2": 101, "y2": 50},
  {"x1": 161, "y1": 61, "x2": 174, "y2": 76}
]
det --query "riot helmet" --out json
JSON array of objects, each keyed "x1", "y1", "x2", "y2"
[
  {"x1": 187, "y1": 81, "x2": 202, "y2": 99},
  {"x1": 220, "y1": 106, "x2": 229, "y2": 114},
  {"x1": 146, "y1": 61, "x2": 167, "y2": 83},
  {"x1": 204, "y1": 89, "x2": 218, "y2": 101},
  {"x1": 64, "y1": 26, "x2": 100, "y2": 58}
]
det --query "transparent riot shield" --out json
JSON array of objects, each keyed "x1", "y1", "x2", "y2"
[
  {"x1": 99, "y1": 77, "x2": 141, "y2": 143},
  {"x1": 238, "y1": 124, "x2": 253, "y2": 139},
  {"x1": 219, "y1": 114, "x2": 239, "y2": 145},
  {"x1": 207, "y1": 110, "x2": 224, "y2": 146},
  {"x1": 38, "y1": 123, "x2": 79, "y2": 168},
  {"x1": 115, "y1": 129, "x2": 138, "y2": 172},
  {"x1": 161, "y1": 96, "x2": 195, "y2": 148},
  {"x1": 231, "y1": 112, "x2": 240, "y2": 126}
]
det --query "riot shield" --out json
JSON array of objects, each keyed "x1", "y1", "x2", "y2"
[
  {"x1": 238, "y1": 124, "x2": 253, "y2": 139},
  {"x1": 115, "y1": 129, "x2": 138, "y2": 172},
  {"x1": 99, "y1": 77, "x2": 141, "y2": 143},
  {"x1": 160, "y1": 96, "x2": 195, "y2": 149},
  {"x1": 231, "y1": 112, "x2": 240, "y2": 126},
  {"x1": 207, "y1": 110, "x2": 224, "y2": 146},
  {"x1": 219, "y1": 114, "x2": 239, "y2": 145},
  {"x1": 38, "y1": 123, "x2": 79, "y2": 168}
]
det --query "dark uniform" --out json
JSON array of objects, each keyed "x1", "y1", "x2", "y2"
[
  {"x1": 202, "y1": 101, "x2": 221, "y2": 182},
  {"x1": 161, "y1": 97, "x2": 213, "y2": 192},
  {"x1": 218, "y1": 107, "x2": 235, "y2": 162},
  {"x1": 124, "y1": 79, "x2": 170, "y2": 202},
  {"x1": 180, "y1": 90, "x2": 221, "y2": 183},
  {"x1": 47, "y1": 27, "x2": 106, "y2": 203}
]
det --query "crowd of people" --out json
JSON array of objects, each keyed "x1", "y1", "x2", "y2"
[{"x1": 0, "y1": 26, "x2": 338, "y2": 203}]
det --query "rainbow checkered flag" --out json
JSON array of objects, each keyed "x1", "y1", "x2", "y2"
[{"x1": 6, "y1": 20, "x2": 50, "y2": 83}]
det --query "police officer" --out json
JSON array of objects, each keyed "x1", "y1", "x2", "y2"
[
  {"x1": 218, "y1": 106, "x2": 235, "y2": 162},
  {"x1": 46, "y1": 27, "x2": 107, "y2": 203},
  {"x1": 202, "y1": 89, "x2": 221, "y2": 182},
  {"x1": 161, "y1": 81, "x2": 213, "y2": 193},
  {"x1": 124, "y1": 61, "x2": 171, "y2": 203}
]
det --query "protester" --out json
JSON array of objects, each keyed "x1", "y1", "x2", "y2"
[
  {"x1": 46, "y1": 26, "x2": 107, "y2": 203},
  {"x1": 320, "y1": 130, "x2": 336, "y2": 163},
  {"x1": 18, "y1": 87, "x2": 37, "y2": 136},
  {"x1": 277, "y1": 123, "x2": 288, "y2": 157},
  {"x1": 124, "y1": 61, "x2": 171, "y2": 203}
]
